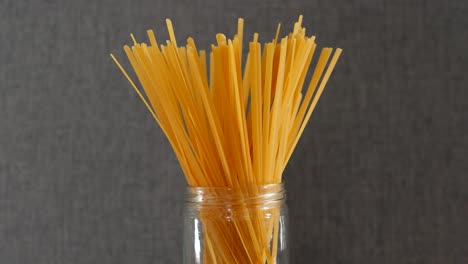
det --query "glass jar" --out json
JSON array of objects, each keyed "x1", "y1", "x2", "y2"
[{"x1": 183, "y1": 183, "x2": 289, "y2": 264}]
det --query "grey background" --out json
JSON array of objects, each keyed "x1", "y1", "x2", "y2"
[{"x1": 1, "y1": 0, "x2": 467, "y2": 263}]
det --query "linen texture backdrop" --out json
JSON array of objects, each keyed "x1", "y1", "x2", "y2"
[{"x1": 0, "y1": 0, "x2": 467, "y2": 263}]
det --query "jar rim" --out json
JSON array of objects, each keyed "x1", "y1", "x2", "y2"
[
  {"x1": 186, "y1": 183, "x2": 284, "y2": 192},
  {"x1": 184, "y1": 183, "x2": 286, "y2": 206}
]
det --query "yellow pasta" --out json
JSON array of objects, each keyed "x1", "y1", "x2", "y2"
[{"x1": 111, "y1": 15, "x2": 341, "y2": 263}]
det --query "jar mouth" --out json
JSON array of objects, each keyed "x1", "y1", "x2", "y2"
[{"x1": 185, "y1": 183, "x2": 286, "y2": 206}]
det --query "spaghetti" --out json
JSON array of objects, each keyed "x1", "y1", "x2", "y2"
[{"x1": 111, "y1": 15, "x2": 341, "y2": 263}]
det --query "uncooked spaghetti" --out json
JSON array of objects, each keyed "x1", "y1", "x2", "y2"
[{"x1": 111, "y1": 15, "x2": 341, "y2": 263}]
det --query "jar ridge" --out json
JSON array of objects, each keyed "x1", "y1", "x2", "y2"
[{"x1": 185, "y1": 183, "x2": 286, "y2": 208}]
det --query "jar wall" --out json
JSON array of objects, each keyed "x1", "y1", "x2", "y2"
[{"x1": 183, "y1": 184, "x2": 289, "y2": 264}]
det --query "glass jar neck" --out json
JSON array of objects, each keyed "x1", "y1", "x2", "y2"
[{"x1": 185, "y1": 183, "x2": 286, "y2": 208}]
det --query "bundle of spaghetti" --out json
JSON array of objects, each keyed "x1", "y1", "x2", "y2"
[{"x1": 111, "y1": 15, "x2": 341, "y2": 263}]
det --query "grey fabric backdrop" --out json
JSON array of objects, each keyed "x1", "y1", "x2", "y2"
[{"x1": 1, "y1": 0, "x2": 467, "y2": 263}]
